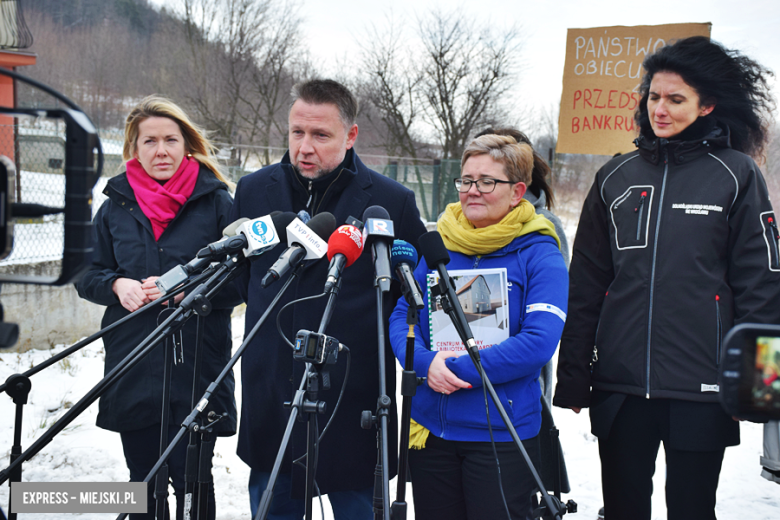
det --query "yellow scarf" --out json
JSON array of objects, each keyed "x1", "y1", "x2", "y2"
[
  {"x1": 408, "y1": 199, "x2": 562, "y2": 450},
  {"x1": 438, "y1": 199, "x2": 561, "y2": 255}
]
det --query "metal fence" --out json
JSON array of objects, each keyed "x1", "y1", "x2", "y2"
[{"x1": 0, "y1": 123, "x2": 67, "y2": 269}]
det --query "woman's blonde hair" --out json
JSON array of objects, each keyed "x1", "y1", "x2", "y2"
[
  {"x1": 461, "y1": 134, "x2": 534, "y2": 185},
  {"x1": 123, "y1": 95, "x2": 233, "y2": 188}
]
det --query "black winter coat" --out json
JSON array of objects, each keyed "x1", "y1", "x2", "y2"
[
  {"x1": 555, "y1": 124, "x2": 780, "y2": 409},
  {"x1": 230, "y1": 150, "x2": 427, "y2": 496},
  {"x1": 76, "y1": 165, "x2": 239, "y2": 435}
]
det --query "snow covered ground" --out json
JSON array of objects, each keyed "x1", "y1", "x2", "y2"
[{"x1": 0, "y1": 309, "x2": 778, "y2": 519}]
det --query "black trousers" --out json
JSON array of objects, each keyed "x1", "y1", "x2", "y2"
[
  {"x1": 408, "y1": 433, "x2": 540, "y2": 520},
  {"x1": 120, "y1": 423, "x2": 216, "y2": 520},
  {"x1": 598, "y1": 395, "x2": 727, "y2": 520}
]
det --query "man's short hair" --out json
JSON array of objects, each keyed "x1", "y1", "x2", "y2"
[{"x1": 290, "y1": 79, "x2": 358, "y2": 129}]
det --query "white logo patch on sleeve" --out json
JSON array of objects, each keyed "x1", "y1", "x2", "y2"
[
  {"x1": 701, "y1": 384, "x2": 720, "y2": 393},
  {"x1": 525, "y1": 303, "x2": 566, "y2": 322}
]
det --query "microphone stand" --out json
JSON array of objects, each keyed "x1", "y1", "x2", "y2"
[
  {"x1": 0, "y1": 269, "x2": 213, "y2": 518},
  {"x1": 389, "y1": 294, "x2": 424, "y2": 520},
  {"x1": 0, "y1": 258, "x2": 237, "y2": 488},
  {"x1": 110, "y1": 254, "x2": 251, "y2": 520},
  {"x1": 363, "y1": 279, "x2": 392, "y2": 520},
  {"x1": 0, "y1": 266, "x2": 214, "y2": 397},
  {"x1": 182, "y1": 311, "x2": 209, "y2": 520},
  {"x1": 155, "y1": 301, "x2": 178, "y2": 520},
  {"x1": 431, "y1": 272, "x2": 574, "y2": 520},
  {"x1": 255, "y1": 277, "x2": 344, "y2": 520},
  {"x1": 113, "y1": 261, "x2": 304, "y2": 520}
]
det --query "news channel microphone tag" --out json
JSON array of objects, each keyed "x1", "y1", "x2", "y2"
[
  {"x1": 391, "y1": 240, "x2": 416, "y2": 261},
  {"x1": 242, "y1": 215, "x2": 280, "y2": 250},
  {"x1": 286, "y1": 218, "x2": 328, "y2": 260},
  {"x1": 362, "y1": 218, "x2": 395, "y2": 245}
]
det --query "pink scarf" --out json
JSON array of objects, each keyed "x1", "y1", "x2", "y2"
[{"x1": 125, "y1": 157, "x2": 200, "y2": 240}]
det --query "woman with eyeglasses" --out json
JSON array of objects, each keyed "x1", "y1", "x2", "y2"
[{"x1": 389, "y1": 134, "x2": 568, "y2": 520}]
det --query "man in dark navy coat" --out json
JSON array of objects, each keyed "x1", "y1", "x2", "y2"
[{"x1": 230, "y1": 79, "x2": 426, "y2": 519}]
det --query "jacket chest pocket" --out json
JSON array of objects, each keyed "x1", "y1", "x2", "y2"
[
  {"x1": 760, "y1": 211, "x2": 780, "y2": 271},
  {"x1": 609, "y1": 185, "x2": 654, "y2": 250}
]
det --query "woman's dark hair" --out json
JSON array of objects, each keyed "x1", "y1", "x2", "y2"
[
  {"x1": 474, "y1": 127, "x2": 555, "y2": 209},
  {"x1": 636, "y1": 36, "x2": 774, "y2": 159}
]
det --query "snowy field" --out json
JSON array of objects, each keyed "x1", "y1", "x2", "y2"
[{"x1": 0, "y1": 310, "x2": 778, "y2": 519}]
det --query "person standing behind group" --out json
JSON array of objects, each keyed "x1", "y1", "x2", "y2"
[
  {"x1": 474, "y1": 127, "x2": 570, "y2": 407},
  {"x1": 229, "y1": 78, "x2": 427, "y2": 519},
  {"x1": 554, "y1": 36, "x2": 780, "y2": 520},
  {"x1": 77, "y1": 96, "x2": 239, "y2": 520},
  {"x1": 389, "y1": 134, "x2": 568, "y2": 520}
]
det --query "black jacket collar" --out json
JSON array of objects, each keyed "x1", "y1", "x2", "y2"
[
  {"x1": 282, "y1": 148, "x2": 358, "y2": 215},
  {"x1": 634, "y1": 117, "x2": 731, "y2": 166}
]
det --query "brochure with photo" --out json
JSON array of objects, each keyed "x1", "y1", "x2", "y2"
[{"x1": 427, "y1": 268, "x2": 509, "y2": 355}]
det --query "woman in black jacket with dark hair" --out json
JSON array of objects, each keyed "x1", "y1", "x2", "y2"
[{"x1": 554, "y1": 36, "x2": 780, "y2": 520}]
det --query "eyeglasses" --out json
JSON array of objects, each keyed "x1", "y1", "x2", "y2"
[{"x1": 453, "y1": 177, "x2": 515, "y2": 193}]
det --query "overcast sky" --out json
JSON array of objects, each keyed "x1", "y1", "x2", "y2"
[{"x1": 153, "y1": 0, "x2": 780, "y2": 129}]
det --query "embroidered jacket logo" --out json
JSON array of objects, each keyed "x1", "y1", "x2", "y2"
[{"x1": 672, "y1": 203, "x2": 723, "y2": 216}]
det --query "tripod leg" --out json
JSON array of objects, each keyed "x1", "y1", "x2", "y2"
[{"x1": 196, "y1": 432, "x2": 215, "y2": 520}]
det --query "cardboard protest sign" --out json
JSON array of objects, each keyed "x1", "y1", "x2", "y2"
[{"x1": 557, "y1": 23, "x2": 711, "y2": 156}]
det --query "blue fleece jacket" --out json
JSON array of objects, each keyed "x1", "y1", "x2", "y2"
[{"x1": 389, "y1": 232, "x2": 568, "y2": 442}]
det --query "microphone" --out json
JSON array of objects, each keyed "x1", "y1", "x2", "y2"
[
  {"x1": 156, "y1": 217, "x2": 249, "y2": 294},
  {"x1": 324, "y1": 224, "x2": 364, "y2": 293},
  {"x1": 261, "y1": 212, "x2": 337, "y2": 288},
  {"x1": 390, "y1": 240, "x2": 424, "y2": 309},
  {"x1": 156, "y1": 213, "x2": 291, "y2": 295},
  {"x1": 418, "y1": 231, "x2": 478, "y2": 355},
  {"x1": 196, "y1": 211, "x2": 287, "y2": 259},
  {"x1": 362, "y1": 206, "x2": 394, "y2": 293}
]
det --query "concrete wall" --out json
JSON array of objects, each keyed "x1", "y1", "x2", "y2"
[{"x1": 0, "y1": 261, "x2": 104, "y2": 352}]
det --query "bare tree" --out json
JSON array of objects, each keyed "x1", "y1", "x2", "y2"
[
  {"x1": 358, "y1": 16, "x2": 435, "y2": 217},
  {"x1": 419, "y1": 9, "x2": 521, "y2": 216},
  {"x1": 240, "y1": 0, "x2": 309, "y2": 166},
  {"x1": 177, "y1": 0, "x2": 270, "y2": 144},
  {"x1": 418, "y1": 10, "x2": 520, "y2": 160},
  {"x1": 356, "y1": 9, "x2": 521, "y2": 219}
]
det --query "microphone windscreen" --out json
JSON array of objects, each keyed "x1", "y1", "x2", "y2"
[
  {"x1": 307, "y1": 212, "x2": 337, "y2": 241},
  {"x1": 362, "y1": 205, "x2": 390, "y2": 221},
  {"x1": 222, "y1": 217, "x2": 249, "y2": 237},
  {"x1": 327, "y1": 225, "x2": 363, "y2": 266},
  {"x1": 271, "y1": 212, "x2": 297, "y2": 246},
  {"x1": 390, "y1": 240, "x2": 419, "y2": 280},
  {"x1": 418, "y1": 231, "x2": 450, "y2": 267}
]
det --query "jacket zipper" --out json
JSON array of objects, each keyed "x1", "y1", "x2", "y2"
[
  {"x1": 768, "y1": 217, "x2": 779, "y2": 267},
  {"x1": 646, "y1": 142, "x2": 669, "y2": 398},
  {"x1": 715, "y1": 295, "x2": 722, "y2": 367},
  {"x1": 306, "y1": 180, "x2": 313, "y2": 209},
  {"x1": 635, "y1": 191, "x2": 647, "y2": 240}
]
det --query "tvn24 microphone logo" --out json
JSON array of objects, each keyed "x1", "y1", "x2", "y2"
[{"x1": 250, "y1": 220, "x2": 276, "y2": 245}]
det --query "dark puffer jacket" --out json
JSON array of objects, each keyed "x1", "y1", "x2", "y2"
[
  {"x1": 76, "y1": 165, "x2": 239, "y2": 435},
  {"x1": 555, "y1": 123, "x2": 780, "y2": 409}
]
